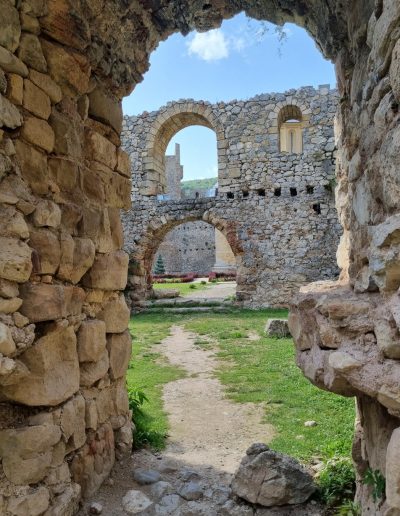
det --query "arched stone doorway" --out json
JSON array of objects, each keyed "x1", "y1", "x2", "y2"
[
  {"x1": 126, "y1": 210, "x2": 243, "y2": 308},
  {"x1": 0, "y1": 1, "x2": 399, "y2": 514}
]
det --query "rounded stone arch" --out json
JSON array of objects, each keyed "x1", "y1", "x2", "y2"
[
  {"x1": 130, "y1": 212, "x2": 243, "y2": 299},
  {"x1": 143, "y1": 101, "x2": 226, "y2": 195}
]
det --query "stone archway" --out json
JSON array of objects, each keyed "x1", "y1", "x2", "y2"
[
  {"x1": 141, "y1": 102, "x2": 226, "y2": 195},
  {"x1": 0, "y1": 1, "x2": 399, "y2": 514},
  {"x1": 126, "y1": 207, "x2": 243, "y2": 308}
]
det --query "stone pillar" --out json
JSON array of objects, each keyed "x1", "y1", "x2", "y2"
[
  {"x1": 289, "y1": 2, "x2": 400, "y2": 512},
  {"x1": 0, "y1": 2, "x2": 132, "y2": 513}
]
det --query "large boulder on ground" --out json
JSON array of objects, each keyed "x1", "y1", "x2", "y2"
[
  {"x1": 231, "y1": 443, "x2": 315, "y2": 507},
  {"x1": 152, "y1": 288, "x2": 180, "y2": 299},
  {"x1": 265, "y1": 319, "x2": 291, "y2": 338}
]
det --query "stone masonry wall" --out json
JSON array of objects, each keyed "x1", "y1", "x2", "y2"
[
  {"x1": 122, "y1": 88, "x2": 341, "y2": 308},
  {"x1": 0, "y1": 1, "x2": 133, "y2": 514},
  {"x1": 154, "y1": 221, "x2": 216, "y2": 275},
  {"x1": 1, "y1": 1, "x2": 399, "y2": 514}
]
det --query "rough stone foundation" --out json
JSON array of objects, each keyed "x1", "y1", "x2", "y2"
[{"x1": 0, "y1": 0, "x2": 399, "y2": 514}]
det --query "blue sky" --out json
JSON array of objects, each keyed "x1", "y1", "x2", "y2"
[{"x1": 123, "y1": 13, "x2": 336, "y2": 181}]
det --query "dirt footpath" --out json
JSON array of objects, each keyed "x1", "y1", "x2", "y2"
[{"x1": 78, "y1": 326, "x2": 322, "y2": 515}]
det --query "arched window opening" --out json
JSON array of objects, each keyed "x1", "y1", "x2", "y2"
[
  {"x1": 162, "y1": 125, "x2": 218, "y2": 200},
  {"x1": 278, "y1": 105, "x2": 304, "y2": 154},
  {"x1": 150, "y1": 221, "x2": 237, "y2": 299}
]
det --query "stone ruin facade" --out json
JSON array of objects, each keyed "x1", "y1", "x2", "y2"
[
  {"x1": 0, "y1": 0, "x2": 398, "y2": 514},
  {"x1": 152, "y1": 143, "x2": 235, "y2": 277},
  {"x1": 122, "y1": 88, "x2": 341, "y2": 309}
]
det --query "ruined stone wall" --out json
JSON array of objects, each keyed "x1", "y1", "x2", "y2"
[
  {"x1": 122, "y1": 88, "x2": 341, "y2": 308},
  {"x1": 154, "y1": 221, "x2": 216, "y2": 275},
  {"x1": 0, "y1": 1, "x2": 133, "y2": 513},
  {"x1": 1, "y1": 0, "x2": 399, "y2": 514}
]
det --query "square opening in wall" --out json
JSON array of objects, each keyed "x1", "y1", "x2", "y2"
[
  {"x1": 312, "y1": 203, "x2": 321, "y2": 214},
  {"x1": 242, "y1": 190, "x2": 249, "y2": 198},
  {"x1": 274, "y1": 187, "x2": 281, "y2": 197},
  {"x1": 227, "y1": 192, "x2": 234, "y2": 199},
  {"x1": 306, "y1": 185, "x2": 314, "y2": 194},
  {"x1": 290, "y1": 187, "x2": 297, "y2": 196},
  {"x1": 257, "y1": 189, "x2": 265, "y2": 197}
]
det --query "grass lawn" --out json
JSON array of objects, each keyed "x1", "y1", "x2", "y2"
[
  {"x1": 128, "y1": 309, "x2": 355, "y2": 464},
  {"x1": 127, "y1": 313, "x2": 186, "y2": 448},
  {"x1": 153, "y1": 281, "x2": 210, "y2": 296}
]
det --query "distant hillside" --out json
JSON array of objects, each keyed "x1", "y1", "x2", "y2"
[{"x1": 181, "y1": 177, "x2": 218, "y2": 193}]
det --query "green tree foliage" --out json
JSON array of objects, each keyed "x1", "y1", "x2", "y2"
[{"x1": 154, "y1": 255, "x2": 166, "y2": 274}]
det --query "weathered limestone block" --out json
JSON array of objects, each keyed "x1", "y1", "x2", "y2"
[
  {"x1": 85, "y1": 128, "x2": 117, "y2": 169},
  {"x1": 40, "y1": 0, "x2": 90, "y2": 50},
  {"x1": 107, "y1": 330, "x2": 132, "y2": 380},
  {"x1": 0, "y1": 424, "x2": 61, "y2": 484},
  {"x1": 0, "y1": 297, "x2": 22, "y2": 313},
  {"x1": 265, "y1": 319, "x2": 291, "y2": 338},
  {"x1": 20, "y1": 283, "x2": 85, "y2": 322},
  {"x1": 0, "y1": 92, "x2": 23, "y2": 128},
  {"x1": 70, "y1": 422, "x2": 115, "y2": 498},
  {"x1": 50, "y1": 109, "x2": 83, "y2": 158},
  {"x1": 21, "y1": 115, "x2": 55, "y2": 152},
  {"x1": 375, "y1": 319, "x2": 400, "y2": 359},
  {"x1": 18, "y1": 33, "x2": 47, "y2": 72},
  {"x1": 0, "y1": 278, "x2": 19, "y2": 298},
  {"x1": 60, "y1": 393, "x2": 86, "y2": 453},
  {"x1": 29, "y1": 69, "x2": 62, "y2": 104},
  {"x1": 7, "y1": 487, "x2": 50, "y2": 516},
  {"x1": 33, "y1": 199, "x2": 61, "y2": 227},
  {"x1": 23, "y1": 79, "x2": 51, "y2": 119},
  {"x1": 328, "y1": 351, "x2": 362, "y2": 372},
  {"x1": 1, "y1": 325, "x2": 79, "y2": 406},
  {"x1": 88, "y1": 86, "x2": 123, "y2": 133},
  {"x1": 15, "y1": 140, "x2": 49, "y2": 195},
  {"x1": 386, "y1": 427, "x2": 400, "y2": 510},
  {"x1": 29, "y1": 227, "x2": 61, "y2": 274},
  {"x1": 20, "y1": 12, "x2": 40, "y2": 35},
  {"x1": 0, "y1": 46, "x2": 28, "y2": 76},
  {"x1": 82, "y1": 250, "x2": 128, "y2": 290},
  {"x1": 0, "y1": 205, "x2": 29, "y2": 239},
  {"x1": 41, "y1": 39, "x2": 90, "y2": 97},
  {"x1": 47, "y1": 483, "x2": 81, "y2": 516},
  {"x1": 77, "y1": 319, "x2": 106, "y2": 362},
  {"x1": 79, "y1": 350, "x2": 109, "y2": 387},
  {"x1": 231, "y1": 443, "x2": 315, "y2": 506},
  {"x1": 48, "y1": 157, "x2": 78, "y2": 193},
  {"x1": 58, "y1": 234, "x2": 95, "y2": 284},
  {"x1": 0, "y1": 237, "x2": 32, "y2": 282},
  {"x1": 0, "y1": 321, "x2": 16, "y2": 356},
  {"x1": 106, "y1": 170, "x2": 131, "y2": 209},
  {"x1": 97, "y1": 294, "x2": 130, "y2": 333},
  {"x1": 0, "y1": 0, "x2": 21, "y2": 52},
  {"x1": 116, "y1": 148, "x2": 131, "y2": 177}
]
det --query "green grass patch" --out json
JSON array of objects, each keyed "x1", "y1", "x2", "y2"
[
  {"x1": 127, "y1": 312, "x2": 185, "y2": 449},
  {"x1": 153, "y1": 281, "x2": 210, "y2": 296},
  {"x1": 182, "y1": 309, "x2": 355, "y2": 463},
  {"x1": 128, "y1": 308, "x2": 355, "y2": 466}
]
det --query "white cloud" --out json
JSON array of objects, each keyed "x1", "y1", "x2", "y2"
[{"x1": 187, "y1": 29, "x2": 229, "y2": 61}]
